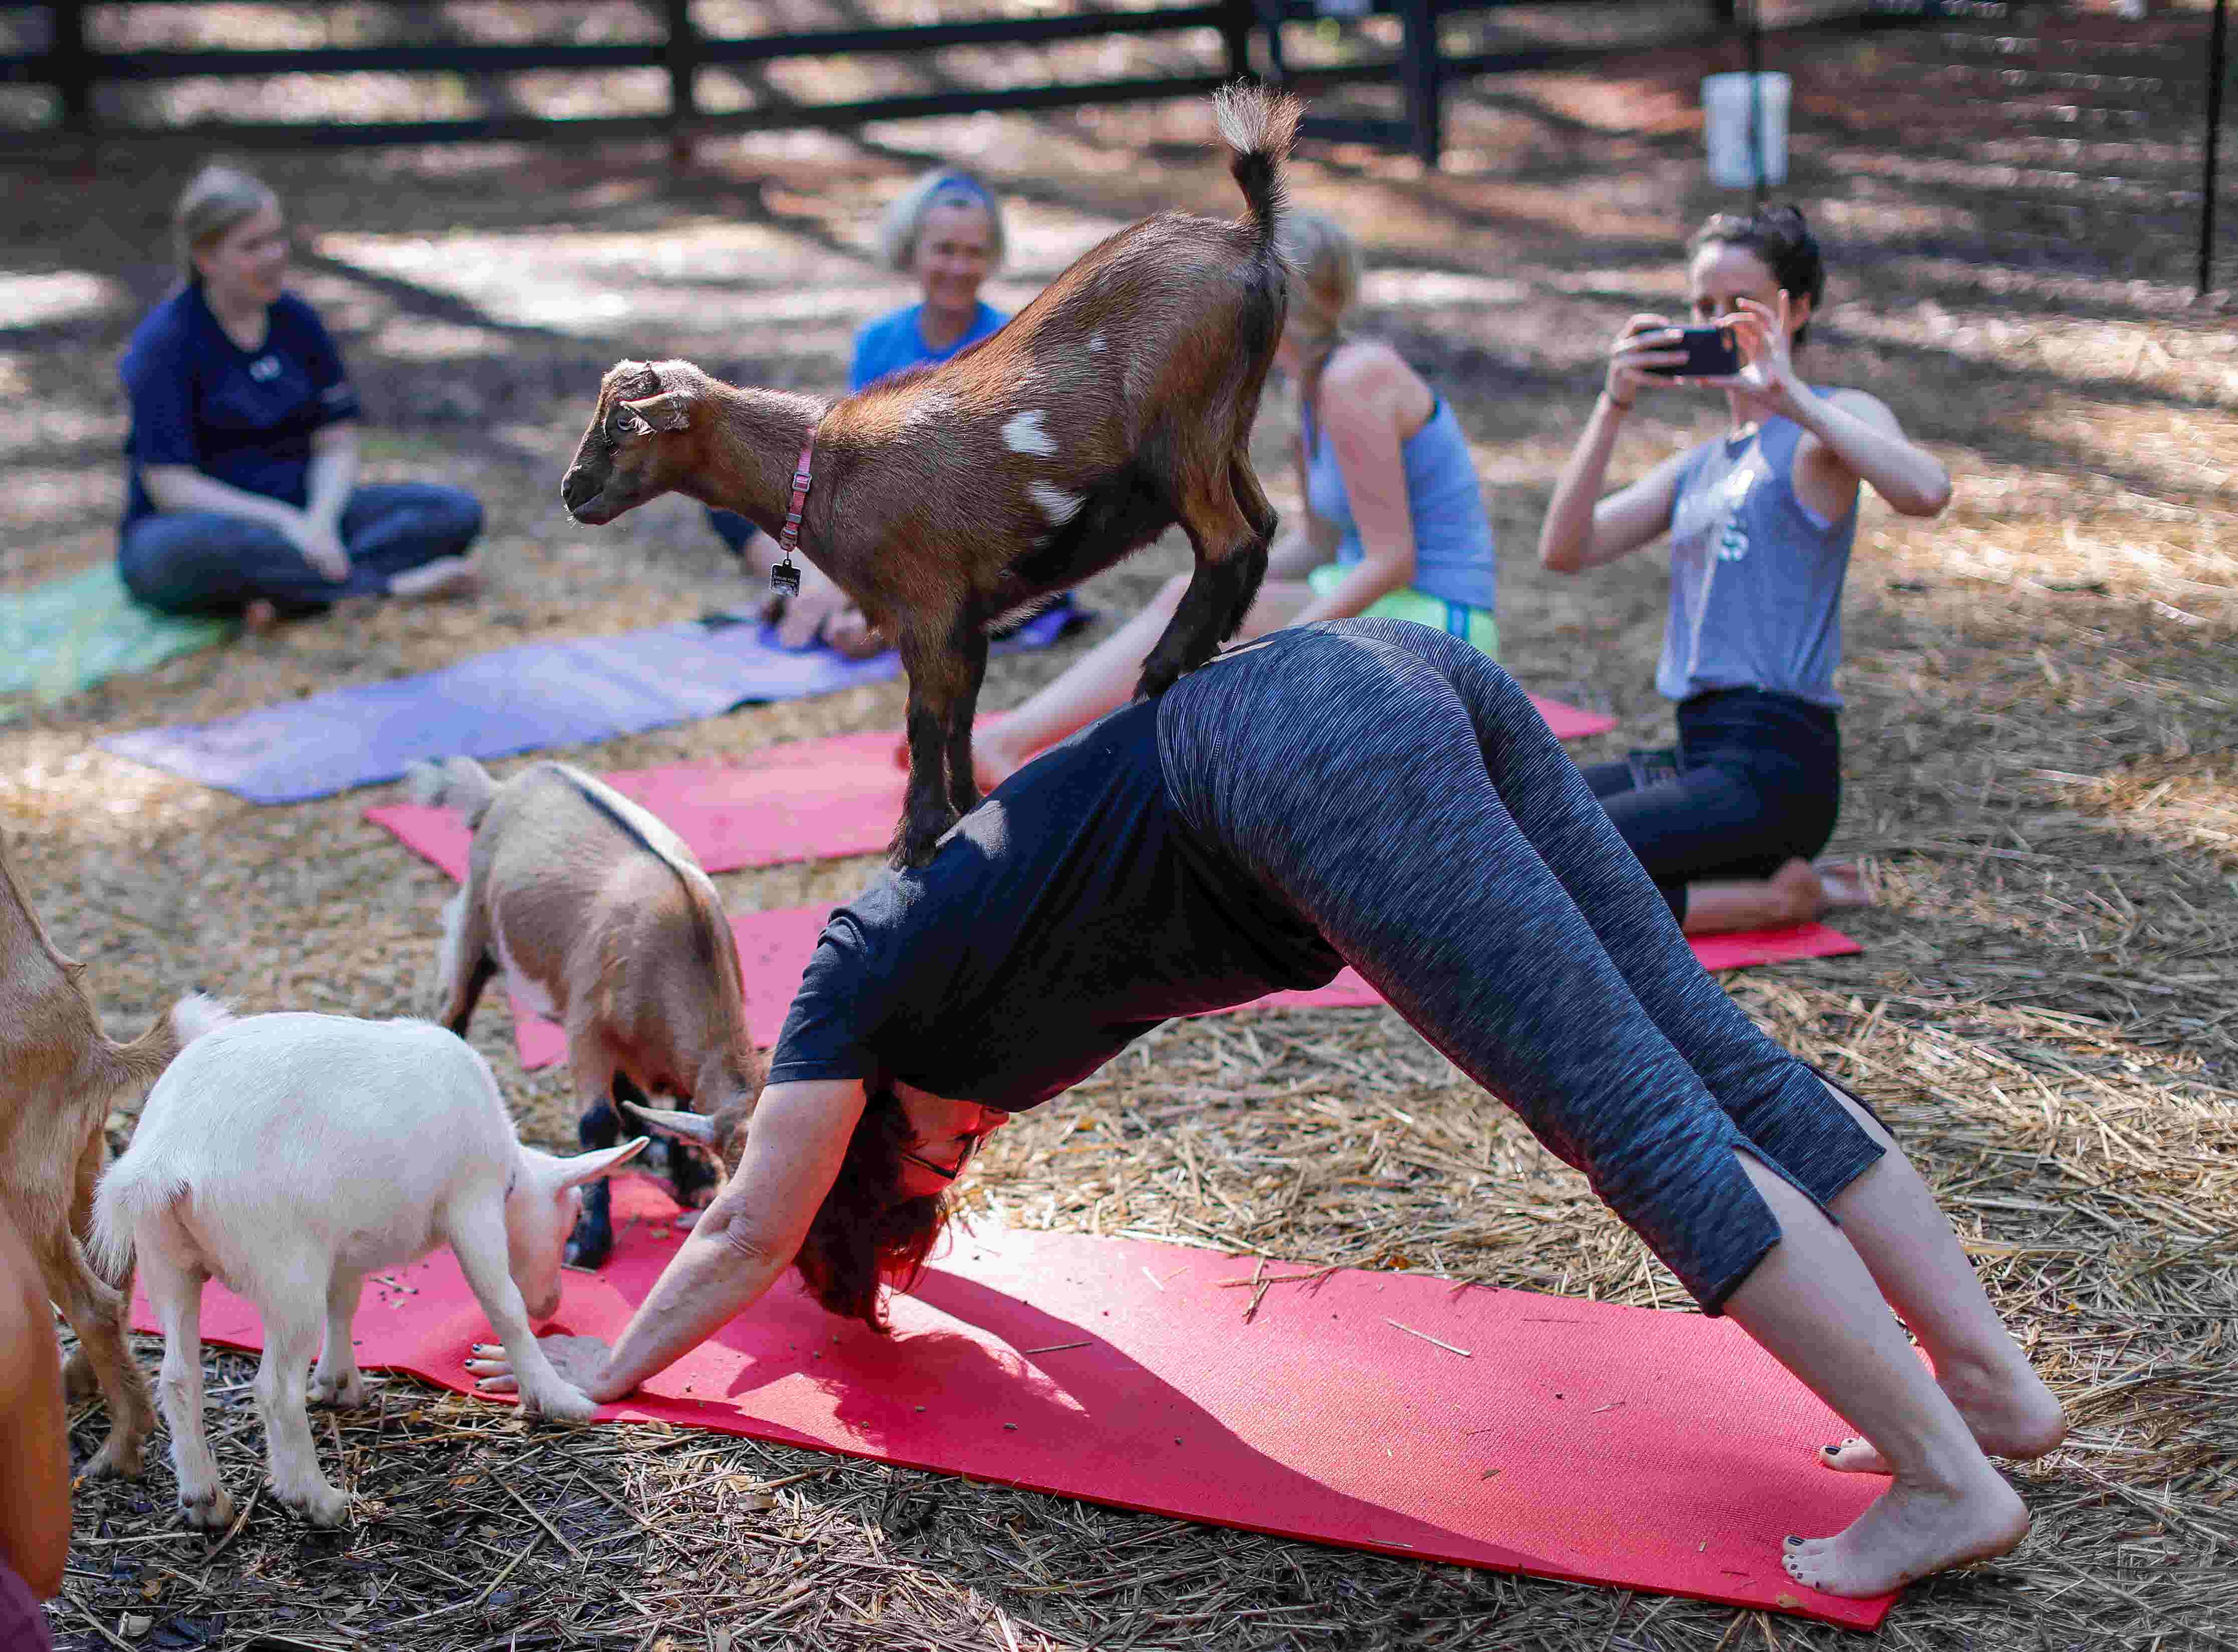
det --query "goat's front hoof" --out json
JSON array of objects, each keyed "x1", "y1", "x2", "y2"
[
  {"x1": 309, "y1": 1369, "x2": 368, "y2": 1409},
  {"x1": 81, "y1": 1431, "x2": 146, "y2": 1482},
  {"x1": 890, "y1": 810, "x2": 955, "y2": 871},
  {"x1": 522, "y1": 1379, "x2": 599, "y2": 1425},
  {"x1": 1136, "y1": 649, "x2": 1191, "y2": 701},
  {"x1": 275, "y1": 1479, "x2": 352, "y2": 1528},
  {"x1": 178, "y1": 1481, "x2": 236, "y2": 1531},
  {"x1": 564, "y1": 1220, "x2": 614, "y2": 1272}
]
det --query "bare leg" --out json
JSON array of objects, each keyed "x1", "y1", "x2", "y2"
[
  {"x1": 1722, "y1": 1153, "x2": 2031, "y2": 1598},
  {"x1": 1681, "y1": 858, "x2": 1868, "y2": 936},
  {"x1": 1807, "y1": 1083, "x2": 2064, "y2": 1473},
  {"x1": 971, "y1": 574, "x2": 1313, "y2": 792},
  {"x1": 447, "y1": 1200, "x2": 597, "y2": 1422},
  {"x1": 142, "y1": 1245, "x2": 233, "y2": 1529},
  {"x1": 309, "y1": 1270, "x2": 367, "y2": 1408},
  {"x1": 255, "y1": 1286, "x2": 350, "y2": 1525}
]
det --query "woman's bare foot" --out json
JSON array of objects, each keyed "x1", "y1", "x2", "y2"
[
  {"x1": 1822, "y1": 1355, "x2": 2065, "y2": 1474},
  {"x1": 243, "y1": 598, "x2": 282, "y2": 634},
  {"x1": 1783, "y1": 1460, "x2": 2031, "y2": 1598},
  {"x1": 388, "y1": 554, "x2": 483, "y2": 603},
  {"x1": 1813, "y1": 859, "x2": 1873, "y2": 911}
]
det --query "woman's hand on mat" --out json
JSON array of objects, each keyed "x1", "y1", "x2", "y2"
[
  {"x1": 1708, "y1": 291, "x2": 1804, "y2": 413},
  {"x1": 466, "y1": 1335, "x2": 623, "y2": 1403},
  {"x1": 282, "y1": 510, "x2": 351, "y2": 583},
  {"x1": 1605, "y1": 313, "x2": 1686, "y2": 404}
]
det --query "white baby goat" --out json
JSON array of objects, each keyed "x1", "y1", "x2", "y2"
[{"x1": 91, "y1": 1010, "x2": 645, "y2": 1528}]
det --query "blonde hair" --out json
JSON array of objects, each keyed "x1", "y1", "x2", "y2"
[
  {"x1": 876, "y1": 168, "x2": 1006, "y2": 274},
  {"x1": 173, "y1": 163, "x2": 281, "y2": 285},
  {"x1": 1275, "y1": 208, "x2": 1362, "y2": 426}
]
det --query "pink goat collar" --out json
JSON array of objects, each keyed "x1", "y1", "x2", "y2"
[{"x1": 770, "y1": 434, "x2": 814, "y2": 598}]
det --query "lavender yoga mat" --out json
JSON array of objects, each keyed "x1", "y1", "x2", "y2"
[{"x1": 99, "y1": 606, "x2": 1086, "y2": 805}]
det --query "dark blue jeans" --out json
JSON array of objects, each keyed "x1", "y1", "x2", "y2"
[
  {"x1": 1583, "y1": 688, "x2": 1842, "y2": 922},
  {"x1": 119, "y1": 482, "x2": 483, "y2": 617}
]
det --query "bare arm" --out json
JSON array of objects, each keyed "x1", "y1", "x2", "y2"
[
  {"x1": 140, "y1": 427, "x2": 355, "y2": 583},
  {"x1": 0, "y1": 1214, "x2": 70, "y2": 1599},
  {"x1": 140, "y1": 463, "x2": 301, "y2": 528},
  {"x1": 1287, "y1": 348, "x2": 1422, "y2": 626},
  {"x1": 1537, "y1": 313, "x2": 1692, "y2": 574},
  {"x1": 304, "y1": 421, "x2": 360, "y2": 529},
  {"x1": 1721, "y1": 294, "x2": 1950, "y2": 519},
  {"x1": 508, "y1": 1079, "x2": 866, "y2": 1404}
]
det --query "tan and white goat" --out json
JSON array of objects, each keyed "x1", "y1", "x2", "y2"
[
  {"x1": 558, "y1": 85, "x2": 1301, "y2": 867},
  {"x1": 410, "y1": 755, "x2": 765, "y2": 1270}
]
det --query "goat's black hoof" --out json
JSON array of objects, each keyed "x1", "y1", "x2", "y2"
[
  {"x1": 564, "y1": 1220, "x2": 614, "y2": 1272},
  {"x1": 890, "y1": 812, "x2": 953, "y2": 871}
]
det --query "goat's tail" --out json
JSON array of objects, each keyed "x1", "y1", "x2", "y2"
[
  {"x1": 406, "y1": 756, "x2": 500, "y2": 828},
  {"x1": 1213, "y1": 83, "x2": 1301, "y2": 253},
  {"x1": 88, "y1": 1153, "x2": 186, "y2": 1285}
]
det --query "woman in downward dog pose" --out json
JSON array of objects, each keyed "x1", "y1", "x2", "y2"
[
  {"x1": 1538, "y1": 205, "x2": 1950, "y2": 935},
  {"x1": 471, "y1": 619, "x2": 2061, "y2": 1599}
]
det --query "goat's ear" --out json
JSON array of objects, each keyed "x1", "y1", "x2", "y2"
[
  {"x1": 620, "y1": 1101, "x2": 720, "y2": 1148},
  {"x1": 549, "y1": 1136, "x2": 649, "y2": 1193},
  {"x1": 621, "y1": 391, "x2": 692, "y2": 433}
]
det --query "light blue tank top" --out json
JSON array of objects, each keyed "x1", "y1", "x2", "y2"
[
  {"x1": 1305, "y1": 394, "x2": 1497, "y2": 613},
  {"x1": 1657, "y1": 408, "x2": 1857, "y2": 710}
]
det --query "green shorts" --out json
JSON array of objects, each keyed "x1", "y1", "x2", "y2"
[{"x1": 1307, "y1": 564, "x2": 1498, "y2": 659}]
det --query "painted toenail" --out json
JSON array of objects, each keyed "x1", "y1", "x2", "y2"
[
  {"x1": 1784, "y1": 1535, "x2": 1803, "y2": 1547},
  {"x1": 1823, "y1": 1442, "x2": 1843, "y2": 1453}
]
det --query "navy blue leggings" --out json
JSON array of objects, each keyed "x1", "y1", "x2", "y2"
[
  {"x1": 119, "y1": 482, "x2": 483, "y2": 617},
  {"x1": 1583, "y1": 689, "x2": 1841, "y2": 922},
  {"x1": 1157, "y1": 621, "x2": 1881, "y2": 1312}
]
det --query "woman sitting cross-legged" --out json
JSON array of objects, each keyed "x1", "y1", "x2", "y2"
[
  {"x1": 1538, "y1": 205, "x2": 1951, "y2": 935},
  {"x1": 963, "y1": 208, "x2": 1497, "y2": 791},
  {"x1": 470, "y1": 618, "x2": 2063, "y2": 1602},
  {"x1": 118, "y1": 164, "x2": 485, "y2": 630}
]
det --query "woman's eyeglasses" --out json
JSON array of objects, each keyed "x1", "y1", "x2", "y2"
[{"x1": 900, "y1": 1133, "x2": 982, "y2": 1183}]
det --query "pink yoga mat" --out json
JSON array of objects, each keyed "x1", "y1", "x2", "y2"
[
  {"x1": 129, "y1": 1175, "x2": 1891, "y2": 1628},
  {"x1": 365, "y1": 703, "x2": 1615, "y2": 881}
]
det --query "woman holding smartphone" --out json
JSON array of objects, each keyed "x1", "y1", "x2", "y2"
[{"x1": 1537, "y1": 205, "x2": 1950, "y2": 936}]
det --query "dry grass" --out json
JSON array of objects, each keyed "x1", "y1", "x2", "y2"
[{"x1": 6, "y1": 2, "x2": 2236, "y2": 1647}]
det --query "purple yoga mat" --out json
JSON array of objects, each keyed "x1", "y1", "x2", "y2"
[{"x1": 99, "y1": 606, "x2": 1087, "y2": 804}]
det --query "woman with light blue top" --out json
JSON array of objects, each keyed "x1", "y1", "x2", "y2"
[
  {"x1": 709, "y1": 167, "x2": 1016, "y2": 657},
  {"x1": 1538, "y1": 205, "x2": 1952, "y2": 936},
  {"x1": 968, "y1": 208, "x2": 1498, "y2": 789}
]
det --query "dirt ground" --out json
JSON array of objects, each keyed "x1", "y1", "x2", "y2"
[{"x1": 4, "y1": 3, "x2": 2235, "y2": 1649}]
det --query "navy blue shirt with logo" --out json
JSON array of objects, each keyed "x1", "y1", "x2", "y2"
[{"x1": 118, "y1": 286, "x2": 361, "y2": 531}]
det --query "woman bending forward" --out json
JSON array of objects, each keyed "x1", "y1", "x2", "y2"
[{"x1": 473, "y1": 620, "x2": 2060, "y2": 1600}]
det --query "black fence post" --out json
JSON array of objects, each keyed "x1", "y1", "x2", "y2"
[
  {"x1": 1218, "y1": 0, "x2": 1255, "y2": 82},
  {"x1": 2204, "y1": 0, "x2": 2228, "y2": 299},
  {"x1": 665, "y1": 0, "x2": 701, "y2": 168},
  {"x1": 1397, "y1": 0, "x2": 1443, "y2": 166},
  {"x1": 51, "y1": 0, "x2": 93, "y2": 135}
]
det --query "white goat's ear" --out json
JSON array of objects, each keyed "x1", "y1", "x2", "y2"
[
  {"x1": 621, "y1": 1101, "x2": 719, "y2": 1148},
  {"x1": 621, "y1": 391, "x2": 692, "y2": 432},
  {"x1": 549, "y1": 1136, "x2": 649, "y2": 1192}
]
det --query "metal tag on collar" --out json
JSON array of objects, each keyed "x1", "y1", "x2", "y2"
[{"x1": 770, "y1": 558, "x2": 801, "y2": 598}]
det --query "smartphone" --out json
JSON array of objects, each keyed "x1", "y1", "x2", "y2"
[{"x1": 1642, "y1": 324, "x2": 1741, "y2": 378}]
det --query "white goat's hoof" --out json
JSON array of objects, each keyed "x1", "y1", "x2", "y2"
[
  {"x1": 276, "y1": 1480, "x2": 351, "y2": 1527},
  {"x1": 178, "y1": 1483, "x2": 236, "y2": 1530},
  {"x1": 310, "y1": 1370, "x2": 367, "y2": 1409},
  {"x1": 523, "y1": 1381, "x2": 599, "y2": 1425}
]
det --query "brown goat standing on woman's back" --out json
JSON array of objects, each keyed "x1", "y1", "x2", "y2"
[{"x1": 560, "y1": 86, "x2": 1302, "y2": 867}]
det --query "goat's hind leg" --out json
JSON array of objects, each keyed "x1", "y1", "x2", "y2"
[
  {"x1": 139, "y1": 1236, "x2": 232, "y2": 1529},
  {"x1": 436, "y1": 889, "x2": 500, "y2": 1037},
  {"x1": 941, "y1": 622, "x2": 993, "y2": 823},
  {"x1": 55, "y1": 1130, "x2": 155, "y2": 1479},
  {"x1": 309, "y1": 1270, "x2": 367, "y2": 1408},
  {"x1": 1137, "y1": 467, "x2": 1270, "y2": 700}
]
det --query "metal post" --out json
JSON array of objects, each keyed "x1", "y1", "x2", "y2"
[
  {"x1": 2203, "y1": 0, "x2": 2228, "y2": 298},
  {"x1": 665, "y1": 0, "x2": 700, "y2": 168},
  {"x1": 1746, "y1": 0, "x2": 1765, "y2": 207},
  {"x1": 1397, "y1": 0, "x2": 1443, "y2": 166}
]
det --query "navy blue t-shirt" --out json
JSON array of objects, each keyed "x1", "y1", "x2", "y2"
[
  {"x1": 766, "y1": 698, "x2": 1341, "y2": 1110},
  {"x1": 118, "y1": 286, "x2": 360, "y2": 530}
]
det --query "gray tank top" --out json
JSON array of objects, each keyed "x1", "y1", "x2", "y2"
[{"x1": 1656, "y1": 407, "x2": 1857, "y2": 709}]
